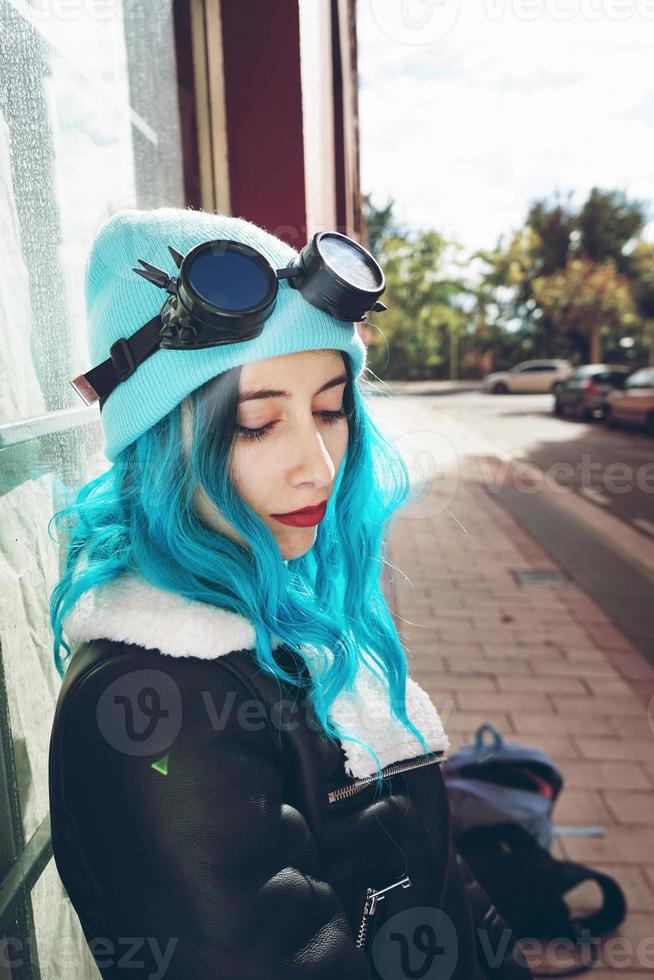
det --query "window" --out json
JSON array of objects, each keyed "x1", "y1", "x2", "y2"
[
  {"x1": 626, "y1": 369, "x2": 654, "y2": 389},
  {"x1": 0, "y1": 2, "x2": 187, "y2": 975},
  {"x1": 597, "y1": 371, "x2": 629, "y2": 388}
]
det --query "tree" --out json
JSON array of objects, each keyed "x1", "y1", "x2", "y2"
[
  {"x1": 361, "y1": 193, "x2": 401, "y2": 257},
  {"x1": 474, "y1": 187, "x2": 651, "y2": 365},
  {"x1": 628, "y1": 241, "x2": 654, "y2": 365},
  {"x1": 532, "y1": 256, "x2": 637, "y2": 363},
  {"x1": 526, "y1": 192, "x2": 577, "y2": 275},
  {"x1": 577, "y1": 188, "x2": 648, "y2": 276},
  {"x1": 473, "y1": 226, "x2": 558, "y2": 360},
  {"x1": 365, "y1": 227, "x2": 471, "y2": 380}
]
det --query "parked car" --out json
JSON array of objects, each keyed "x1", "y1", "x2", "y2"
[
  {"x1": 482, "y1": 359, "x2": 573, "y2": 394},
  {"x1": 604, "y1": 367, "x2": 654, "y2": 436},
  {"x1": 552, "y1": 364, "x2": 632, "y2": 420}
]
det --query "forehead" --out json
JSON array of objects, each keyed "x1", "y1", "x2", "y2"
[{"x1": 239, "y1": 349, "x2": 345, "y2": 386}]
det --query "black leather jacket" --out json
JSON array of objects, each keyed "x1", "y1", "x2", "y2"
[{"x1": 48, "y1": 573, "x2": 533, "y2": 980}]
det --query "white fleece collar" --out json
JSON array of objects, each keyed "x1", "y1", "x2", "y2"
[{"x1": 63, "y1": 572, "x2": 450, "y2": 779}]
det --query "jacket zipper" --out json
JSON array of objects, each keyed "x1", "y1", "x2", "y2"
[
  {"x1": 327, "y1": 749, "x2": 447, "y2": 804},
  {"x1": 355, "y1": 874, "x2": 413, "y2": 950}
]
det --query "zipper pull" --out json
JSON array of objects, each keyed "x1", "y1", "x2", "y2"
[
  {"x1": 356, "y1": 875, "x2": 413, "y2": 950},
  {"x1": 367, "y1": 874, "x2": 412, "y2": 915}
]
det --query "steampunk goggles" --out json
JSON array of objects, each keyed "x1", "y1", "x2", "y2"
[{"x1": 70, "y1": 230, "x2": 387, "y2": 410}]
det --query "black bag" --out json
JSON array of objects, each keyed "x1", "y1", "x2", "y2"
[{"x1": 443, "y1": 723, "x2": 626, "y2": 977}]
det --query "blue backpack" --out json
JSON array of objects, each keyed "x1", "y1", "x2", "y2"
[{"x1": 443, "y1": 723, "x2": 626, "y2": 977}]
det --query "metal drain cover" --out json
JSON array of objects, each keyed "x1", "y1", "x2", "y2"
[{"x1": 511, "y1": 569, "x2": 572, "y2": 587}]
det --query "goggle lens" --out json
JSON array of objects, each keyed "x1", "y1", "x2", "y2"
[
  {"x1": 317, "y1": 233, "x2": 382, "y2": 290},
  {"x1": 186, "y1": 246, "x2": 272, "y2": 312}
]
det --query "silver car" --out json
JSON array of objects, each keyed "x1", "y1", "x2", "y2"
[{"x1": 483, "y1": 359, "x2": 573, "y2": 394}]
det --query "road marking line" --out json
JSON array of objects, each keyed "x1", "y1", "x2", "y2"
[
  {"x1": 633, "y1": 517, "x2": 654, "y2": 538},
  {"x1": 579, "y1": 487, "x2": 610, "y2": 507}
]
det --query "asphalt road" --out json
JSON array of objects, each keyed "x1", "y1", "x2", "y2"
[
  {"x1": 370, "y1": 383, "x2": 654, "y2": 544},
  {"x1": 434, "y1": 389, "x2": 654, "y2": 542}
]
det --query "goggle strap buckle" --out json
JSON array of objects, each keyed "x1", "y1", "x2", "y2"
[
  {"x1": 69, "y1": 373, "x2": 100, "y2": 407},
  {"x1": 68, "y1": 314, "x2": 162, "y2": 410},
  {"x1": 110, "y1": 337, "x2": 136, "y2": 381}
]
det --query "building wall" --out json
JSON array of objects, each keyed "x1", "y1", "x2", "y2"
[{"x1": 218, "y1": 0, "x2": 361, "y2": 247}]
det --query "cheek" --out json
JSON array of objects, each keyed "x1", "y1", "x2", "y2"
[
  {"x1": 327, "y1": 423, "x2": 349, "y2": 468},
  {"x1": 229, "y1": 442, "x2": 274, "y2": 508}
]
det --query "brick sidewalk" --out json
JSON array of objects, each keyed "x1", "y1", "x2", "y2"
[{"x1": 386, "y1": 465, "x2": 654, "y2": 979}]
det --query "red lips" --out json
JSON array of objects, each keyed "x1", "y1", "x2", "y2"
[{"x1": 271, "y1": 499, "x2": 328, "y2": 527}]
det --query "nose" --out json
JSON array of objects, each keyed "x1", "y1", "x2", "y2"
[{"x1": 289, "y1": 417, "x2": 337, "y2": 490}]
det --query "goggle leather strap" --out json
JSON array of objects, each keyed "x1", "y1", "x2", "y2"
[{"x1": 70, "y1": 314, "x2": 163, "y2": 409}]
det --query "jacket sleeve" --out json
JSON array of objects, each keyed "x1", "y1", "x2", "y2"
[{"x1": 53, "y1": 649, "x2": 372, "y2": 980}]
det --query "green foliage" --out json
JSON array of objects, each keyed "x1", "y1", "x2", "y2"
[
  {"x1": 577, "y1": 188, "x2": 648, "y2": 275},
  {"x1": 362, "y1": 196, "x2": 472, "y2": 380},
  {"x1": 361, "y1": 186, "x2": 654, "y2": 379},
  {"x1": 532, "y1": 256, "x2": 637, "y2": 363},
  {"x1": 362, "y1": 192, "x2": 401, "y2": 257},
  {"x1": 473, "y1": 186, "x2": 652, "y2": 366}
]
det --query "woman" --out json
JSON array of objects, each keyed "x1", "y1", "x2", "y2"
[{"x1": 48, "y1": 207, "x2": 532, "y2": 979}]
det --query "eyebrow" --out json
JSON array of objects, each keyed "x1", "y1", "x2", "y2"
[{"x1": 237, "y1": 372, "x2": 349, "y2": 404}]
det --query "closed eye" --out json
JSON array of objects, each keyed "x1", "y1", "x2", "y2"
[{"x1": 237, "y1": 408, "x2": 348, "y2": 442}]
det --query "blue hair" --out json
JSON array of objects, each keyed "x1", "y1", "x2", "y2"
[{"x1": 49, "y1": 354, "x2": 430, "y2": 787}]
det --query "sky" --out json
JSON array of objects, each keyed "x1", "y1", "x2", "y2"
[{"x1": 356, "y1": 0, "x2": 654, "y2": 265}]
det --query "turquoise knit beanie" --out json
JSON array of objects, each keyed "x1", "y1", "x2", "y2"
[{"x1": 84, "y1": 207, "x2": 368, "y2": 461}]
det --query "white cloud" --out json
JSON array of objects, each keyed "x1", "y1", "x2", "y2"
[{"x1": 357, "y1": 0, "x2": 654, "y2": 261}]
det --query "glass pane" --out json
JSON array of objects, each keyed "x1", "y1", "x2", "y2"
[
  {"x1": 627, "y1": 370, "x2": 651, "y2": 388},
  {"x1": 0, "y1": 0, "x2": 185, "y2": 970},
  {"x1": 30, "y1": 856, "x2": 103, "y2": 978}
]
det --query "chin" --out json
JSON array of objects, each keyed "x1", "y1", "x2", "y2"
[{"x1": 278, "y1": 527, "x2": 318, "y2": 561}]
